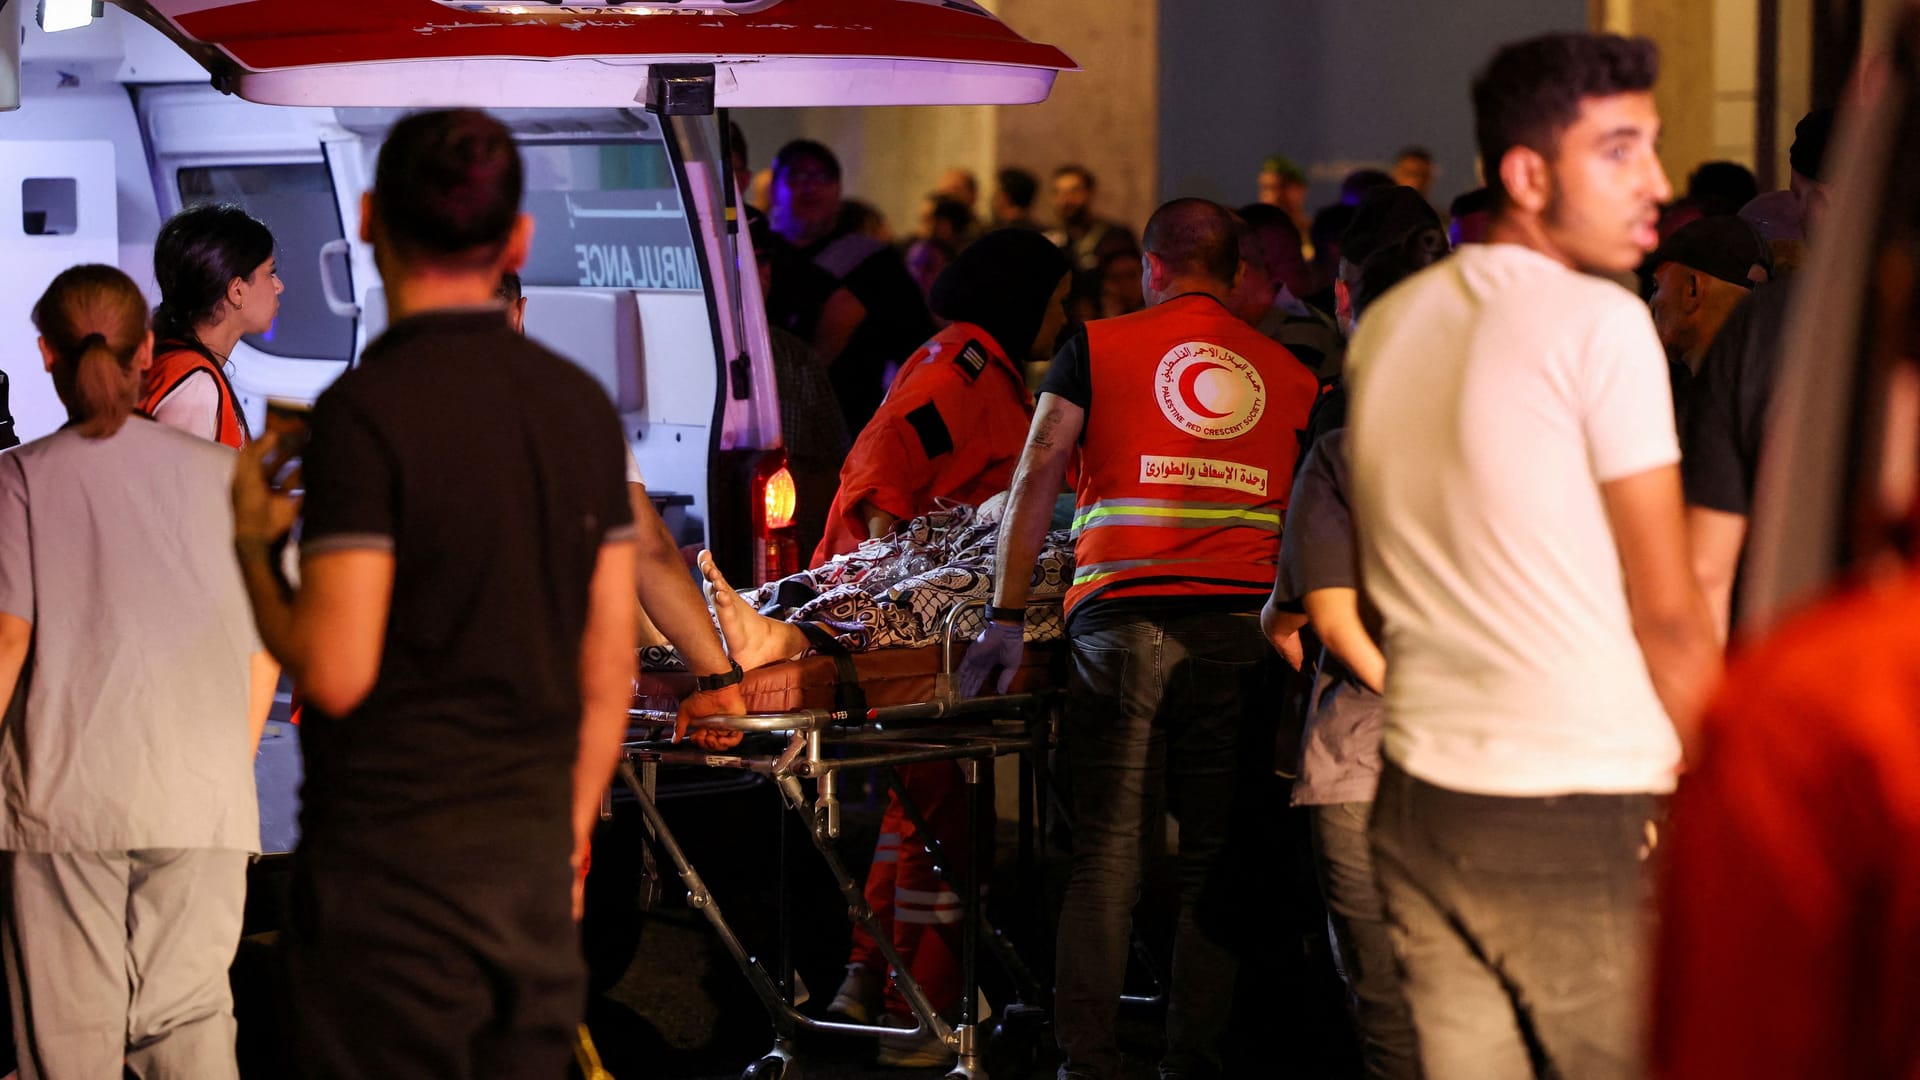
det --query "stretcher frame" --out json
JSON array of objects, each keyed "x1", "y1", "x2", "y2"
[{"x1": 617, "y1": 599, "x2": 1061, "y2": 1080}]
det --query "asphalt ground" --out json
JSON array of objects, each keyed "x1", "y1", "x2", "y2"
[
  {"x1": 242, "y1": 717, "x2": 1361, "y2": 1079},
  {"x1": 573, "y1": 759, "x2": 1361, "y2": 1080}
]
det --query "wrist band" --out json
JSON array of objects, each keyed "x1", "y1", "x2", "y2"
[
  {"x1": 695, "y1": 659, "x2": 745, "y2": 692},
  {"x1": 987, "y1": 605, "x2": 1026, "y2": 624}
]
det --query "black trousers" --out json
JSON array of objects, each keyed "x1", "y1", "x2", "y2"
[{"x1": 285, "y1": 845, "x2": 584, "y2": 1080}]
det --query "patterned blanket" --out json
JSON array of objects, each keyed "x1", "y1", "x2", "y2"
[{"x1": 641, "y1": 501, "x2": 1074, "y2": 670}]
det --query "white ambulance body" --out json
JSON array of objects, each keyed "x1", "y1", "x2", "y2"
[{"x1": 0, "y1": 0, "x2": 1073, "y2": 582}]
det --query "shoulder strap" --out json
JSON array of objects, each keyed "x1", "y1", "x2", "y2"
[{"x1": 155, "y1": 340, "x2": 250, "y2": 443}]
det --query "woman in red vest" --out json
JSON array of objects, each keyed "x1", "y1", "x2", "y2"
[{"x1": 141, "y1": 204, "x2": 283, "y2": 448}]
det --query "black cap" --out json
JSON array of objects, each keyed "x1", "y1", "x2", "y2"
[
  {"x1": 1649, "y1": 215, "x2": 1773, "y2": 288},
  {"x1": 1790, "y1": 107, "x2": 1836, "y2": 182},
  {"x1": 1340, "y1": 185, "x2": 1443, "y2": 267}
]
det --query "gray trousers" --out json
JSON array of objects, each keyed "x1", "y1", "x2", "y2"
[
  {"x1": 1, "y1": 848, "x2": 247, "y2": 1080},
  {"x1": 1369, "y1": 762, "x2": 1658, "y2": 1080}
]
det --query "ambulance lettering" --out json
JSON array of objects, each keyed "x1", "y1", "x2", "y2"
[{"x1": 573, "y1": 243, "x2": 700, "y2": 289}]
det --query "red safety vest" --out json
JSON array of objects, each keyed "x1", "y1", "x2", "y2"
[
  {"x1": 814, "y1": 321, "x2": 1031, "y2": 564},
  {"x1": 140, "y1": 342, "x2": 249, "y2": 450},
  {"x1": 1065, "y1": 293, "x2": 1318, "y2": 616}
]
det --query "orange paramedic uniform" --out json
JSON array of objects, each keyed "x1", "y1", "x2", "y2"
[
  {"x1": 139, "y1": 341, "x2": 249, "y2": 450},
  {"x1": 814, "y1": 321, "x2": 1030, "y2": 564},
  {"x1": 1655, "y1": 568, "x2": 1920, "y2": 1080}
]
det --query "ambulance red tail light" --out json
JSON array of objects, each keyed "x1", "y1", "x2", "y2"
[
  {"x1": 763, "y1": 464, "x2": 796, "y2": 530},
  {"x1": 751, "y1": 452, "x2": 799, "y2": 584}
]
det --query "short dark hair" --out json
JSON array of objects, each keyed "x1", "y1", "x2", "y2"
[
  {"x1": 496, "y1": 269, "x2": 522, "y2": 303},
  {"x1": 1237, "y1": 201, "x2": 1301, "y2": 244},
  {"x1": 1448, "y1": 187, "x2": 1493, "y2": 219},
  {"x1": 1395, "y1": 146, "x2": 1434, "y2": 164},
  {"x1": 1311, "y1": 204, "x2": 1357, "y2": 262},
  {"x1": 1472, "y1": 32, "x2": 1659, "y2": 205},
  {"x1": 1142, "y1": 198, "x2": 1241, "y2": 284},
  {"x1": 1790, "y1": 107, "x2": 1836, "y2": 182},
  {"x1": 1053, "y1": 164, "x2": 1096, "y2": 190},
  {"x1": 1687, "y1": 161, "x2": 1760, "y2": 217},
  {"x1": 927, "y1": 194, "x2": 974, "y2": 236},
  {"x1": 1237, "y1": 202, "x2": 1304, "y2": 273},
  {"x1": 373, "y1": 109, "x2": 523, "y2": 268},
  {"x1": 1340, "y1": 169, "x2": 1395, "y2": 206},
  {"x1": 1353, "y1": 226, "x2": 1449, "y2": 320},
  {"x1": 773, "y1": 139, "x2": 841, "y2": 182},
  {"x1": 997, "y1": 167, "x2": 1038, "y2": 210}
]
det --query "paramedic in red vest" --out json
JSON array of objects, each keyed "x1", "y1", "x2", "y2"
[
  {"x1": 141, "y1": 204, "x2": 282, "y2": 448},
  {"x1": 960, "y1": 198, "x2": 1319, "y2": 1079},
  {"x1": 814, "y1": 227, "x2": 1073, "y2": 562}
]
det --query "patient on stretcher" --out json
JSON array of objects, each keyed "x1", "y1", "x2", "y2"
[
  {"x1": 652, "y1": 499, "x2": 1070, "y2": 748},
  {"x1": 654, "y1": 497, "x2": 1073, "y2": 672}
]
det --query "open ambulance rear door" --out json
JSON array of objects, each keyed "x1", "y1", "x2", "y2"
[{"x1": 12, "y1": 0, "x2": 1075, "y2": 582}]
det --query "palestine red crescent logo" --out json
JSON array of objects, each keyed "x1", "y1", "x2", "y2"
[{"x1": 1155, "y1": 341, "x2": 1266, "y2": 440}]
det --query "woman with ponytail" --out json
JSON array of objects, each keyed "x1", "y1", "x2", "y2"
[
  {"x1": 143, "y1": 203, "x2": 283, "y2": 447},
  {"x1": 0, "y1": 264, "x2": 273, "y2": 1077}
]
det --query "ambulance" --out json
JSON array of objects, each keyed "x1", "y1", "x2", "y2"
[{"x1": 0, "y1": 0, "x2": 1075, "y2": 583}]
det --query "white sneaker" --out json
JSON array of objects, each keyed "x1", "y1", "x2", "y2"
[{"x1": 826, "y1": 964, "x2": 884, "y2": 1024}]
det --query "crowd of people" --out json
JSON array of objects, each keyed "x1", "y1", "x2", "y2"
[{"x1": 0, "y1": 23, "x2": 1896, "y2": 1080}]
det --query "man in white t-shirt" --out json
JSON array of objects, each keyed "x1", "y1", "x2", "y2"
[{"x1": 1344, "y1": 32, "x2": 1720, "y2": 1079}]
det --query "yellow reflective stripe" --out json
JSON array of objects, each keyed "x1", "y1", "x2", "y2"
[{"x1": 1073, "y1": 503, "x2": 1281, "y2": 530}]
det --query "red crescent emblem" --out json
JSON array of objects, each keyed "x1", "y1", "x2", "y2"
[{"x1": 1178, "y1": 361, "x2": 1232, "y2": 420}]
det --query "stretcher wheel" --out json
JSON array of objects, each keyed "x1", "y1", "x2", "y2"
[
  {"x1": 986, "y1": 1003, "x2": 1048, "y2": 1075},
  {"x1": 740, "y1": 1055, "x2": 790, "y2": 1080}
]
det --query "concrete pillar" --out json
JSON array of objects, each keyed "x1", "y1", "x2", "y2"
[
  {"x1": 992, "y1": 0, "x2": 1160, "y2": 235},
  {"x1": 1601, "y1": 0, "x2": 1722, "y2": 190}
]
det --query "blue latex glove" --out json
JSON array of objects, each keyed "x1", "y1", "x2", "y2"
[{"x1": 957, "y1": 620, "x2": 1026, "y2": 698}]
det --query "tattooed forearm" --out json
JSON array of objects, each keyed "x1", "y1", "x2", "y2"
[
  {"x1": 990, "y1": 399, "x2": 1083, "y2": 609},
  {"x1": 1030, "y1": 408, "x2": 1064, "y2": 453}
]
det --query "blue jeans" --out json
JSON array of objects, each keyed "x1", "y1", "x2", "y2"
[
  {"x1": 1368, "y1": 761, "x2": 1659, "y2": 1080},
  {"x1": 1053, "y1": 607, "x2": 1268, "y2": 1080},
  {"x1": 1311, "y1": 802, "x2": 1420, "y2": 1079}
]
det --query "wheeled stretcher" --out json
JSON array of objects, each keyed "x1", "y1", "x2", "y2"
[{"x1": 620, "y1": 600, "x2": 1066, "y2": 1080}]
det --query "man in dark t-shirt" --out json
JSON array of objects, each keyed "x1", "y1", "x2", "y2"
[
  {"x1": 1682, "y1": 107, "x2": 1834, "y2": 638},
  {"x1": 1682, "y1": 279, "x2": 1793, "y2": 634},
  {"x1": 230, "y1": 110, "x2": 670, "y2": 1079}
]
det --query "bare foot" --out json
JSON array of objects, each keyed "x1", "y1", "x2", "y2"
[{"x1": 697, "y1": 550, "x2": 808, "y2": 671}]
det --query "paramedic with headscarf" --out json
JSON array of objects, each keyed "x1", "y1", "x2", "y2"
[
  {"x1": 813, "y1": 227, "x2": 1073, "y2": 564},
  {"x1": 800, "y1": 228, "x2": 1070, "y2": 1067}
]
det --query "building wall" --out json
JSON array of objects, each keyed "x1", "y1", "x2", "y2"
[
  {"x1": 732, "y1": 0, "x2": 1157, "y2": 240},
  {"x1": 1156, "y1": 0, "x2": 1587, "y2": 215}
]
